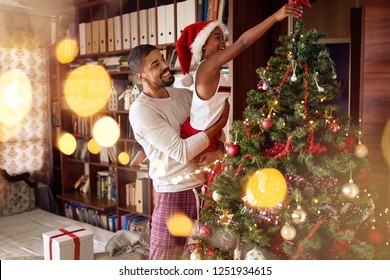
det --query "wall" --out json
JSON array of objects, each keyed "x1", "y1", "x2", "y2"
[
  {"x1": 361, "y1": 0, "x2": 390, "y2": 206},
  {"x1": 304, "y1": 0, "x2": 360, "y2": 39}
]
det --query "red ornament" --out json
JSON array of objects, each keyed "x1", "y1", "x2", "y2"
[
  {"x1": 366, "y1": 228, "x2": 385, "y2": 245},
  {"x1": 204, "y1": 247, "x2": 217, "y2": 256},
  {"x1": 226, "y1": 142, "x2": 240, "y2": 157},
  {"x1": 199, "y1": 225, "x2": 211, "y2": 238},
  {"x1": 329, "y1": 239, "x2": 348, "y2": 259},
  {"x1": 262, "y1": 118, "x2": 273, "y2": 130},
  {"x1": 257, "y1": 83, "x2": 263, "y2": 91},
  {"x1": 328, "y1": 122, "x2": 339, "y2": 133}
]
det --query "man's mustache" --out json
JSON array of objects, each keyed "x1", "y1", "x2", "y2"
[{"x1": 160, "y1": 68, "x2": 173, "y2": 78}]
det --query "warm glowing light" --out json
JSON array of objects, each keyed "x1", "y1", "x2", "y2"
[
  {"x1": 166, "y1": 212, "x2": 194, "y2": 237},
  {"x1": 55, "y1": 38, "x2": 79, "y2": 64},
  {"x1": 87, "y1": 138, "x2": 101, "y2": 154},
  {"x1": 92, "y1": 116, "x2": 120, "y2": 147},
  {"x1": 118, "y1": 151, "x2": 130, "y2": 165},
  {"x1": 64, "y1": 64, "x2": 111, "y2": 117},
  {"x1": 58, "y1": 133, "x2": 77, "y2": 155},
  {"x1": 0, "y1": 69, "x2": 32, "y2": 128},
  {"x1": 243, "y1": 168, "x2": 287, "y2": 208}
]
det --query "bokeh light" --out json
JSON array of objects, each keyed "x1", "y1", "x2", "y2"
[
  {"x1": 87, "y1": 138, "x2": 101, "y2": 154},
  {"x1": 381, "y1": 119, "x2": 390, "y2": 167},
  {"x1": 166, "y1": 212, "x2": 194, "y2": 237},
  {"x1": 118, "y1": 151, "x2": 130, "y2": 165},
  {"x1": 0, "y1": 69, "x2": 32, "y2": 129},
  {"x1": 92, "y1": 116, "x2": 120, "y2": 147},
  {"x1": 55, "y1": 38, "x2": 79, "y2": 64},
  {"x1": 58, "y1": 133, "x2": 77, "y2": 155},
  {"x1": 64, "y1": 64, "x2": 111, "y2": 117},
  {"x1": 243, "y1": 168, "x2": 287, "y2": 208}
]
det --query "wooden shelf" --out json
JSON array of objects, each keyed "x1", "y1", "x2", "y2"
[{"x1": 58, "y1": 192, "x2": 117, "y2": 212}]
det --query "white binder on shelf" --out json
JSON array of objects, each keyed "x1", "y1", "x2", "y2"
[
  {"x1": 107, "y1": 17, "x2": 115, "y2": 52},
  {"x1": 186, "y1": 0, "x2": 197, "y2": 27},
  {"x1": 165, "y1": 4, "x2": 175, "y2": 44},
  {"x1": 157, "y1": 5, "x2": 166, "y2": 45},
  {"x1": 139, "y1": 9, "x2": 148, "y2": 45},
  {"x1": 92, "y1": 20, "x2": 100, "y2": 53},
  {"x1": 79, "y1": 22, "x2": 86, "y2": 55},
  {"x1": 99, "y1": 19, "x2": 106, "y2": 53},
  {"x1": 148, "y1": 7, "x2": 157, "y2": 45},
  {"x1": 176, "y1": 1, "x2": 186, "y2": 39},
  {"x1": 114, "y1": 15, "x2": 122, "y2": 51},
  {"x1": 85, "y1": 22, "x2": 92, "y2": 54},
  {"x1": 130, "y1": 11, "x2": 139, "y2": 48},
  {"x1": 176, "y1": 0, "x2": 197, "y2": 40},
  {"x1": 135, "y1": 178, "x2": 149, "y2": 214},
  {"x1": 122, "y1": 13, "x2": 131, "y2": 50}
]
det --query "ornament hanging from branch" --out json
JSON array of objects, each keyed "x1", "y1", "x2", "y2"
[{"x1": 291, "y1": 60, "x2": 298, "y2": 82}]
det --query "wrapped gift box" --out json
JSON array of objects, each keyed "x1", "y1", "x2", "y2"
[{"x1": 42, "y1": 225, "x2": 94, "y2": 260}]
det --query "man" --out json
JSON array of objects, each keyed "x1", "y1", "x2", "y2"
[{"x1": 128, "y1": 44, "x2": 229, "y2": 260}]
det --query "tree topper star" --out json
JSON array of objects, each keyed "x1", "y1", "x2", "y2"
[{"x1": 290, "y1": 0, "x2": 312, "y2": 8}]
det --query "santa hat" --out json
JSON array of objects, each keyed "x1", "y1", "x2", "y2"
[{"x1": 176, "y1": 20, "x2": 225, "y2": 87}]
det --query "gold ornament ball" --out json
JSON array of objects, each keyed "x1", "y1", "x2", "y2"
[
  {"x1": 280, "y1": 223, "x2": 296, "y2": 241},
  {"x1": 355, "y1": 144, "x2": 368, "y2": 158},
  {"x1": 291, "y1": 205, "x2": 307, "y2": 224},
  {"x1": 243, "y1": 168, "x2": 287, "y2": 208},
  {"x1": 341, "y1": 180, "x2": 360, "y2": 199},
  {"x1": 190, "y1": 248, "x2": 203, "y2": 260}
]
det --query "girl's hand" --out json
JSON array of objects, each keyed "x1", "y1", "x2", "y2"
[{"x1": 274, "y1": 4, "x2": 303, "y2": 21}]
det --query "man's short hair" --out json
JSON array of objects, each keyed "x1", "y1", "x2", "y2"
[{"x1": 127, "y1": 44, "x2": 158, "y2": 74}]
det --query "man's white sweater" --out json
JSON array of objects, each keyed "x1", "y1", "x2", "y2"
[{"x1": 129, "y1": 87, "x2": 210, "y2": 193}]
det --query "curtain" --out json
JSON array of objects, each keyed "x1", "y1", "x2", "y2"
[{"x1": 0, "y1": 13, "x2": 50, "y2": 182}]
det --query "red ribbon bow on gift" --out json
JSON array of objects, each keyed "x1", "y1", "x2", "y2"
[{"x1": 49, "y1": 228, "x2": 85, "y2": 260}]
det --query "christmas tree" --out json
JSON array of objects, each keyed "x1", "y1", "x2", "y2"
[{"x1": 189, "y1": 18, "x2": 390, "y2": 260}]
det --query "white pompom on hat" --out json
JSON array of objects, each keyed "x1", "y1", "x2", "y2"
[{"x1": 176, "y1": 20, "x2": 225, "y2": 86}]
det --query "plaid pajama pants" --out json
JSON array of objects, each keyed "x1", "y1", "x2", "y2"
[{"x1": 149, "y1": 188, "x2": 200, "y2": 260}]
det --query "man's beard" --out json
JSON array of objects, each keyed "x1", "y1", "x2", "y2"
[{"x1": 160, "y1": 68, "x2": 175, "y2": 87}]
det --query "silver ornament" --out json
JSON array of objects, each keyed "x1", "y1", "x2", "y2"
[
  {"x1": 291, "y1": 205, "x2": 307, "y2": 224},
  {"x1": 341, "y1": 179, "x2": 360, "y2": 199},
  {"x1": 262, "y1": 83, "x2": 268, "y2": 91},
  {"x1": 281, "y1": 223, "x2": 296, "y2": 241},
  {"x1": 332, "y1": 73, "x2": 337, "y2": 79},
  {"x1": 291, "y1": 73, "x2": 297, "y2": 82},
  {"x1": 245, "y1": 247, "x2": 266, "y2": 260},
  {"x1": 212, "y1": 190, "x2": 221, "y2": 202},
  {"x1": 355, "y1": 144, "x2": 368, "y2": 158}
]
